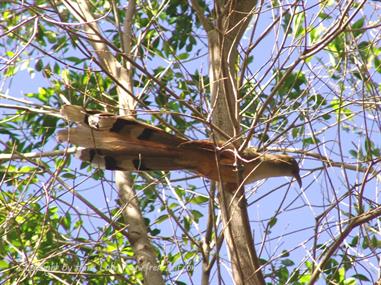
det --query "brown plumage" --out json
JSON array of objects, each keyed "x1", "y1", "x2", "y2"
[{"x1": 57, "y1": 105, "x2": 302, "y2": 186}]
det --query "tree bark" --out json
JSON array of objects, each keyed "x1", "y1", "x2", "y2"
[
  {"x1": 62, "y1": 1, "x2": 165, "y2": 284},
  {"x1": 207, "y1": 1, "x2": 265, "y2": 284}
]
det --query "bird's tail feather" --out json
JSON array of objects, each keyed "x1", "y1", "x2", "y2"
[
  {"x1": 60, "y1": 105, "x2": 186, "y2": 147},
  {"x1": 76, "y1": 148, "x2": 190, "y2": 172},
  {"x1": 58, "y1": 105, "x2": 236, "y2": 181}
]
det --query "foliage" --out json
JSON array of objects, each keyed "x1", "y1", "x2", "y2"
[{"x1": 0, "y1": 1, "x2": 380, "y2": 284}]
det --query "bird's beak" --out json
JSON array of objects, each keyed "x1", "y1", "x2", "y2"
[{"x1": 294, "y1": 172, "x2": 302, "y2": 187}]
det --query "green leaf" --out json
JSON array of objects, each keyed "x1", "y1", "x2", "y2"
[
  {"x1": 299, "y1": 273, "x2": 311, "y2": 283},
  {"x1": 74, "y1": 220, "x2": 83, "y2": 229},
  {"x1": 184, "y1": 216, "x2": 190, "y2": 231},
  {"x1": 281, "y1": 11, "x2": 292, "y2": 34},
  {"x1": 4, "y1": 65, "x2": 15, "y2": 77},
  {"x1": 184, "y1": 251, "x2": 196, "y2": 260},
  {"x1": 277, "y1": 267, "x2": 289, "y2": 283},
  {"x1": 281, "y1": 250, "x2": 290, "y2": 257},
  {"x1": 60, "y1": 212, "x2": 71, "y2": 231},
  {"x1": 293, "y1": 12, "x2": 305, "y2": 37},
  {"x1": 0, "y1": 260, "x2": 9, "y2": 269},
  {"x1": 35, "y1": 59, "x2": 43, "y2": 71},
  {"x1": 374, "y1": 56, "x2": 381, "y2": 73},
  {"x1": 292, "y1": 128, "x2": 299, "y2": 138},
  {"x1": 15, "y1": 215, "x2": 26, "y2": 224},
  {"x1": 349, "y1": 235, "x2": 359, "y2": 247},
  {"x1": 191, "y1": 210, "x2": 203, "y2": 222},
  {"x1": 54, "y1": 62, "x2": 60, "y2": 74},
  {"x1": 322, "y1": 113, "x2": 331, "y2": 120},
  {"x1": 65, "y1": 56, "x2": 83, "y2": 64},
  {"x1": 189, "y1": 196, "x2": 208, "y2": 204},
  {"x1": 177, "y1": 53, "x2": 189, "y2": 60},
  {"x1": 150, "y1": 228, "x2": 160, "y2": 236},
  {"x1": 155, "y1": 215, "x2": 169, "y2": 224},
  {"x1": 343, "y1": 277, "x2": 356, "y2": 285},
  {"x1": 351, "y1": 274, "x2": 370, "y2": 281},
  {"x1": 62, "y1": 69, "x2": 70, "y2": 84},
  {"x1": 351, "y1": 17, "x2": 365, "y2": 37},
  {"x1": 61, "y1": 172, "x2": 76, "y2": 179},
  {"x1": 281, "y1": 259, "x2": 295, "y2": 267},
  {"x1": 303, "y1": 137, "x2": 320, "y2": 146},
  {"x1": 45, "y1": 30, "x2": 57, "y2": 43},
  {"x1": 269, "y1": 217, "x2": 277, "y2": 228},
  {"x1": 349, "y1": 149, "x2": 358, "y2": 158},
  {"x1": 258, "y1": 132, "x2": 269, "y2": 142}
]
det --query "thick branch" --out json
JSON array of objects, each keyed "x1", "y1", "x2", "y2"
[
  {"x1": 207, "y1": 1, "x2": 265, "y2": 284},
  {"x1": 60, "y1": 1, "x2": 165, "y2": 284}
]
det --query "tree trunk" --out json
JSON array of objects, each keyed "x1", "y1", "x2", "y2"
[
  {"x1": 62, "y1": 1, "x2": 165, "y2": 284},
  {"x1": 207, "y1": 1, "x2": 265, "y2": 284}
]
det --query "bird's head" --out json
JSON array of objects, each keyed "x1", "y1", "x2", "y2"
[
  {"x1": 270, "y1": 154, "x2": 302, "y2": 187},
  {"x1": 241, "y1": 149, "x2": 302, "y2": 186}
]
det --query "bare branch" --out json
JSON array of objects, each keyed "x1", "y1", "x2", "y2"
[{"x1": 0, "y1": 148, "x2": 76, "y2": 162}]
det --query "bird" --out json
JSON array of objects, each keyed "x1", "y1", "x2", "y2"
[{"x1": 57, "y1": 105, "x2": 302, "y2": 187}]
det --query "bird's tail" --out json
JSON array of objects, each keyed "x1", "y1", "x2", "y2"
[{"x1": 57, "y1": 105, "x2": 226, "y2": 177}]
